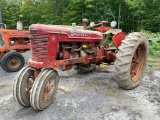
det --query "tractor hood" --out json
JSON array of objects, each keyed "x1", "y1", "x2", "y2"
[
  {"x1": 0, "y1": 29, "x2": 29, "y2": 37},
  {"x1": 29, "y1": 24, "x2": 103, "y2": 40}
]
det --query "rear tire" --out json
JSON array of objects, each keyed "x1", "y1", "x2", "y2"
[
  {"x1": 1, "y1": 51, "x2": 25, "y2": 72},
  {"x1": 114, "y1": 32, "x2": 148, "y2": 89}
]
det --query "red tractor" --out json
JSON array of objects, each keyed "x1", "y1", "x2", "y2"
[{"x1": 13, "y1": 19, "x2": 148, "y2": 110}]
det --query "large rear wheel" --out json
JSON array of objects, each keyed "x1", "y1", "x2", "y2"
[
  {"x1": 13, "y1": 66, "x2": 34, "y2": 106},
  {"x1": 30, "y1": 69, "x2": 59, "y2": 110},
  {"x1": 114, "y1": 32, "x2": 148, "y2": 89}
]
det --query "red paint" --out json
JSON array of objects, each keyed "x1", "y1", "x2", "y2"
[
  {"x1": 112, "y1": 32, "x2": 127, "y2": 48},
  {"x1": 29, "y1": 24, "x2": 117, "y2": 70},
  {"x1": 94, "y1": 26, "x2": 112, "y2": 32},
  {"x1": 29, "y1": 24, "x2": 103, "y2": 42},
  {"x1": 29, "y1": 24, "x2": 103, "y2": 63}
]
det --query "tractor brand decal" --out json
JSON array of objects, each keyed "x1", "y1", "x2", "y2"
[
  {"x1": 70, "y1": 31, "x2": 88, "y2": 37},
  {"x1": 51, "y1": 36, "x2": 56, "y2": 42}
]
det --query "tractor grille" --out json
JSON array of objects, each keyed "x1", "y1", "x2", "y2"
[
  {"x1": 31, "y1": 34, "x2": 48, "y2": 60},
  {"x1": 0, "y1": 33, "x2": 4, "y2": 47}
]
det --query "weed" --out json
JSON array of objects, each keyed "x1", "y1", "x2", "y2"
[
  {"x1": 149, "y1": 41, "x2": 160, "y2": 58},
  {"x1": 147, "y1": 58, "x2": 160, "y2": 70},
  {"x1": 105, "y1": 86, "x2": 123, "y2": 98},
  {"x1": 0, "y1": 83, "x2": 8, "y2": 88},
  {"x1": 140, "y1": 30, "x2": 160, "y2": 39},
  {"x1": 95, "y1": 64, "x2": 108, "y2": 71},
  {"x1": 68, "y1": 69, "x2": 77, "y2": 75},
  {"x1": 0, "y1": 102, "x2": 4, "y2": 107},
  {"x1": 139, "y1": 30, "x2": 160, "y2": 69},
  {"x1": 69, "y1": 117, "x2": 75, "y2": 120}
]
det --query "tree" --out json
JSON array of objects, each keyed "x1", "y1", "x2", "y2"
[
  {"x1": 0, "y1": 0, "x2": 7, "y2": 23},
  {"x1": 0, "y1": 0, "x2": 159, "y2": 32},
  {"x1": 63, "y1": 0, "x2": 82, "y2": 25},
  {"x1": 2, "y1": 2, "x2": 21, "y2": 29},
  {"x1": 142, "y1": 0, "x2": 160, "y2": 32}
]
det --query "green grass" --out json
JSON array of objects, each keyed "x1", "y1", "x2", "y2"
[
  {"x1": 105, "y1": 86, "x2": 123, "y2": 97},
  {"x1": 148, "y1": 44, "x2": 160, "y2": 70},
  {"x1": 0, "y1": 83, "x2": 8, "y2": 88},
  {"x1": 95, "y1": 64, "x2": 108, "y2": 71},
  {"x1": 140, "y1": 30, "x2": 160, "y2": 40},
  {"x1": 139, "y1": 30, "x2": 160, "y2": 70},
  {"x1": 149, "y1": 41, "x2": 160, "y2": 58},
  {"x1": 147, "y1": 57, "x2": 160, "y2": 70},
  {"x1": 0, "y1": 102, "x2": 4, "y2": 107}
]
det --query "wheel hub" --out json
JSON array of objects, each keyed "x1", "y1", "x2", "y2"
[
  {"x1": 43, "y1": 80, "x2": 55, "y2": 102},
  {"x1": 7, "y1": 56, "x2": 21, "y2": 69},
  {"x1": 131, "y1": 44, "x2": 146, "y2": 82},
  {"x1": 26, "y1": 78, "x2": 34, "y2": 95}
]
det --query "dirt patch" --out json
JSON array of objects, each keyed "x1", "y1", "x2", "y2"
[{"x1": 0, "y1": 52, "x2": 160, "y2": 120}]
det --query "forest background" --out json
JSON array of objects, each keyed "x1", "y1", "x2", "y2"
[{"x1": 0, "y1": 0, "x2": 159, "y2": 33}]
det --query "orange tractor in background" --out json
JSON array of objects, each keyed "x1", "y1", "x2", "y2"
[{"x1": 0, "y1": 22, "x2": 30, "y2": 72}]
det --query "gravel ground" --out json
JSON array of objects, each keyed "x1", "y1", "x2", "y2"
[{"x1": 0, "y1": 51, "x2": 160, "y2": 120}]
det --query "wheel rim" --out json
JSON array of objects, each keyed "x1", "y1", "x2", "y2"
[
  {"x1": 131, "y1": 44, "x2": 146, "y2": 82},
  {"x1": 25, "y1": 76, "x2": 34, "y2": 96},
  {"x1": 7, "y1": 56, "x2": 21, "y2": 69},
  {"x1": 42, "y1": 78, "x2": 55, "y2": 102}
]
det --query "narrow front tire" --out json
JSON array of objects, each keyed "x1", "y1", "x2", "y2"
[{"x1": 30, "y1": 69, "x2": 59, "y2": 110}]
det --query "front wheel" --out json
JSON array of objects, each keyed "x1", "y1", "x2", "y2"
[
  {"x1": 30, "y1": 69, "x2": 59, "y2": 110},
  {"x1": 114, "y1": 32, "x2": 148, "y2": 89},
  {"x1": 13, "y1": 66, "x2": 34, "y2": 107}
]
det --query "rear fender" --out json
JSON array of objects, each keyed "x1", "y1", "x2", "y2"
[{"x1": 112, "y1": 32, "x2": 127, "y2": 48}]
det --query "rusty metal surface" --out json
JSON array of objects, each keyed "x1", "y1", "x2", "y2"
[
  {"x1": 105, "y1": 29, "x2": 122, "y2": 35},
  {"x1": 7, "y1": 56, "x2": 21, "y2": 69},
  {"x1": 112, "y1": 32, "x2": 127, "y2": 48},
  {"x1": 131, "y1": 44, "x2": 146, "y2": 82},
  {"x1": 29, "y1": 22, "x2": 118, "y2": 70}
]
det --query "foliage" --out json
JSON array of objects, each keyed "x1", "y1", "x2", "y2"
[
  {"x1": 0, "y1": 0, "x2": 159, "y2": 32},
  {"x1": 147, "y1": 57, "x2": 160, "y2": 70},
  {"x1": 63, "y1": 0, "x2": 82, "y2": 25},
  {"x1": 140, "y1": 30, "x2": 160, "y2": 70},
  {"x1": 149, "y1": 41, "x2": 160, "y2": 58},
  {"x1": 0, "y1": 83, "x2": 8, "y2": 88},
  {"x1": 0, "y1": 0, "x2": 7, "y2": 11},
  {"x1": 142, "y1": 0, "x2": 160, "y2": 32},
  {"x1": 2, "y1": 2, "x2": 21, "y2": 29},
  {"x1": 141, "y1": 30, "x2": 160, "y2": 58}
]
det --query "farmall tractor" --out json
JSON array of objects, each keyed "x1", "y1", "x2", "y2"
[
  {"x1": 0, "y1": 20, "x2": 30, "y2": 72},
  {"x1": 13, "y1": 19, "x2": 148, "y2": 110}
]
